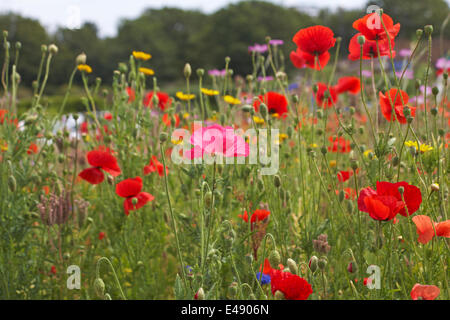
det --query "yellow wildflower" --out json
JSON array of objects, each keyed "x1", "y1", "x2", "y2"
[
  {"x1": 201, "y1": 88, "x2": 219, "y2": 96},
  {"x1": 208, "y1": 115, "x2": 217, "y2": 122},
  {"x1": 364, "y1": 149, "x2": 377, "y2": 159},
  {"x1": 253, "y1": 116, "x2": 265, "y2": 124},
  {"x1": 172, "y1": 139, "x2": 183, "y2": 145},
  {"x1": 405, "y1": 140, "x2": 433, "y2": 153},
  {"x1": 183, "y1": 113, "x2": 190, "y2": 119},
  {"x1": 310, "y1": 143, "x2": 318, "y2": 148},
  {"x1": 138, "y1": 67, "x2": 155, "y2": 76},
  {"x1": 223, "y1": 95, "x2": 241, "y2": 105},
  {"x1": 124, "y1": 268, "x2": 132, "y2": 274},
  {"x1": 329, "y1": 160, "x2": 337, "y2": 168},
  {"x1": 0, "y1": 140, "x2": 8, "y2": 152},
  {"x1": 271, "y1": 113, "x2": 280, "y2": 119},
  {"x1": 176, "y1": 91, "x2": 195, "y2": 101},
  {"x1": 132, "y1": 51, "x2": 151, "y2": 61},
  {"x1": 77, "y1": 64, "x2": 92, "y2": 73},
  {"x1": 278, "y1": 133, "x2": 288, "y2": 143}
]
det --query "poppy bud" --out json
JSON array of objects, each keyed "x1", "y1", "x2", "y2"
[
  {"x1": 309, "y1": 256, "x2": 318, "y2": 272},
  {"x1": 430, "y1": 108, "x2": 438, "y2": 116},
  {"x1": 357, "y1": 35, "x2": 366, "y2": 45},
  {"x1": 432, "y1": 87, "x2": 439, "y2": 96},
  {"x1": 320, "y1": 146, "x2": 327, "y2": 155},
  {"x1": 195, "y1": 288, "x2": 205, "y2": 300},
  {"x1": 424, "y1": 25, "x2": 433, "y2": 35},
  {"x1": 287, "y1": 258, "x2": 298, "y2": 275},
  {"x1": 274, "y1": 290, "x2": 285, "y2": 300},
  {"x1": 431, "y1": 183, "x2": 439, "y2": 192},
  {"x1": 292, "y1": 94, "x2": 299, "y2": 103},
  {"x1": 8, "y1": 175, "x2": 16, "y2": 192},
  {"x1": 316, "y1": 128, "x2": 323, "y2": 136},
  {"x1": 246, "y1": 74, "x2": 253, "y2": 82},
  {"x1": 159, "y1": 132, "x2": 168, "y2": 143},
  {"x1": 225, "y1": 56, "x2": 231, "y2": 63},
  {"x1": 273, "y1": 175, "x2": 281, "y2": 188},
  {"x1": 228, "y1": 282, "x2": 238, "y2": 297},
  {"x1": 416, "y1": 29, "x2": 423, "y2": 39},
  {"x1": 257, "y1": 177, "x2": 265, "y2": 192},
  {"x1": 287, "y1": 126, "x2": 293, "y2": 138},
  {"x1": 350, "y1": 159, "x2": 358, "y2": 170},
  {"x1": 41, "y1": 44, "x2": 47, "y2": 53},
  {"x1": 183, "y1": 63, "x2": 191, "y2": 78},
  {"x1": 392, "y1": 156, "x2": 399, "y2": 166},
  {"x1": 318, "y1": 257, "x2": 327, "y2": 270},
  {"x1": 259, "y1": 103, "x2": 268, "y2": 119},
  {"x1": 205, "y1": 191, "x2": 212, "y2": 207},
  {"x1": 403, "y1": 106, "x2": 411, "y2": 117},
  {"x1": 76, "y1": 52, "x2": 87, "y2": 65},
  {"x1": 269, "y1": 250, "x2": 281, "y2": 267},
  {"x1": 438, "y1": 128, "x2": 444, "y2": 136},
  {"x1": 94, "y1": 278, "x2": 105, "y2": 298},
  {"x1": 407, "y1": 116, "x2": 414, "y2": 124},
  {"x1": 15, "y1": 41, "x2": 21, "y2": 51},
  {"x1": 338, "y1": 190, "x2": 345, "y2": 202},
  {"x1": 347, "y1": 261, "x2": 357, "y2": 273},
  {"x1": 241, "y1": 104, "x2": 253, "y2": 113},
  {"x1": 196, "y1": 68, "x2": 204, "y2": 77},
  {"x1": 48, "y1": 44, "x2": 58, "y2": 55},
  {"x1": 443, "y1": 72, "x2": 448, "y2": 80}
]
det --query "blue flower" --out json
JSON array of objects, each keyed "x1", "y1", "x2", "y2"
[{"x1": 256, "y1": 272, "x2": 271, "y2": 285}]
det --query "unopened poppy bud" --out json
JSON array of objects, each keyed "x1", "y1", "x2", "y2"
[
  {"x1": 347, "y1": 261, "x2": 357, "y2": 273},
  {"x1": 407, "y1": 116, "x2": 414, "y2": 124},
  {"x1": 357, "y1": 35, "x2": 366, "y2": 45},
  {"x1": 228, "y1": 282, "x2": 238, "y2": 297},
  {"x1": 438, "y1": 128, "x2": 444, "y2": 136},
  {"x1": 392, "y1": 156, "x2": 399, "y2": 166},
  {"x1": 205, "y1": 191, "x2": 212, "y2": 207},
  {"x1": 287, "y1": 126, "x2": 293, "y2": 138},
  {"x1": 350, "y1": 159, "x2": 358, "y2": 170},
  {"x1": 41, "y1": 44, "x2": 47, "y2": 53},
  {"x1": 257, "y1": 177, "x2": 265, "y2": 192},
  {"x1": 358, "y1": 126, "x2": 364, "y2": 135},
  {"x1": 241, "y1": 104, "x2": 252, "y2": 113},
  {"x1": 318, "y1": 257, "x2": 327, "y2": 270},
  {"x1": 48, "y1": 44, "x2": 58, "y2": 55},
  {"x1": 431, "y1": 183, "x2": 439, "y2": 192},
  {"x1": 317, "y1": 109, "x2": 323, "y2": 119},
  {"x1": 309, "y1": 256, "x2": 318, "y2": 272},
  {"x1": 430, "y1": 108, "x2": 438, "y2": 116},
  {"x1": 424, "y1": 25, "x2": 433, "y2": 35},
  {"x1": 76, "y1": 52, "x2": 87, "y2": 65},
  {"x1": 196, "y1": 68, "x2": 204, "y2": 77},
  {"x1": 274, "y1": 290, "x2": 285, "y2": 300},
  {"x1": 432, "y1": 87, "x2": 439, "y2": 96},
  {"x1": 8, "y1": 175, "x2": 16, "y2": 192},
  {"x1": 316, "y1": 128, "x2": 323, "y2": 136},
  {"x1": 416, "y1": 29, "x2": 423, "y2": 39},
  {"x1": 183, "y1": 63, "x2": 191, "y2": 78},
  {"x1": 15, "y1": 41, "x2": 21, "y2": 50},
  {"x1": 443, "y1": 72, "x2": 448, "y2": 80},
  {"x1": 312, "y1": 84, "x2": 318, "y2": 93},
  {"x1": 320, "y1": 146, "x2": 327, "y2": 155},
  {"x1": 246, "y1": 74, "x2": 253, "y2": 82},
  {"x1": 259, "y1": 103, "x2": 268, "y2": 119},
  {"x1": 269, "y1": 250, "x2": 281, "y2": 267},
  {"x1": 225, "y1": 56, "x2": 231, "y2": 63},
  {"x1": 338, "y1": 190, "x2": 345, "y2": 202},
  {"x1": 195, "y1": 288, "x2": 205, "y2": 300},
  {"x1": 159, "y1": 132, "x2": 168, "y2": 143},
  {"x1": 287, "y1": 258, "x2": 298, "y2": 275},
  {"x1": 292, "y1": 94, "x2": 299, "y2": 103},
  {"x1": 273, "y1": 175, "x2": 281, "y2": 188},
  {"x1": 94, "y1": 278, "x2": 105, "y2": 298},
  {"x1": 415, "y1": 79, "x2": 421, "y2": 89}
]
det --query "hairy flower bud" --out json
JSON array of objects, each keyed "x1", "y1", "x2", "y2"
[{"x1": 183, "y1": 63, "x2": 191, "y2": 78}]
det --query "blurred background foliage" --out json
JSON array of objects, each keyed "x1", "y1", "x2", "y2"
[{"x1": 0, "y1": 0, "x2": 448, "y2": 91}]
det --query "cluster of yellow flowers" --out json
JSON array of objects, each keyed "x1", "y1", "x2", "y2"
[
  {"x1": 201, "y1": 88, "x2": 219, "y2": 96},
  {"x1": 404, "y1": 141, "x2": 433, "y2": 153}
]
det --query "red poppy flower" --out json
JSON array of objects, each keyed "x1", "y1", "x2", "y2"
[
  {"x1": 98, "y1": 232, "x2": 106, "y2": 240},
  {"x1": 78, "y1": 149, "x2": 121, "y2": 184},
  {"x1": 289, "y1": 49, "x2": 306, "y2": 69},
  {"x1": 238, "y1": 209, "x2": 271, "y2": 224},
  {"x1": 335, "y1": 77, "x2": 361, "y2": 95},
  {"x1": 379, "y1": 89, "x2": 415, "y2": 124},
  {"x1": 50, "y1": 265, "x2": 57, "y2": 275},
  {"x1": 253, "y1": 91, "x2": 288, "y2": 116},
  {"x1": 104, "y1": 112, "x2": 113, "y2": 121},
  {"x1": 337, "y1": 170, "x2": 353, "y2": 182},
  {"x1": 292, "y1": 25, "x2": 336, "y2": 70},
  {"x1": 348, "y1": 33, "x2": 395, "y2": 60},
  {"x1": 80, "y1": 121, "x2": 89, "y2": 134},
  {"x1": 126, "y1": 87, "x2": 135, "y2": 103},
  {"x1": 353, "y1": 13, "x2": 400, "y2": 41},
  {"x1": 0, "y1": 109, "x2": 18, "y2": 127},
  {"x1": 328, "y1": 136, "x2": 351, "y2": 153},
  {"x1": 162, "y1": 113, "x2": 180, "y2": 127},
  {"x1": 143, "y1": 155, "x2": 168, "y2": 177},
  {"x1": 259, "y1": 258, "x2": 273, "y2": 275},
  {"x1": 358, "y1": 181, "x2": 422, "y2": 221},
  {"x1": 115, "y1": 176, "x2": 154, "y2": 215},
  {"x1": 410, "y1": 284, "x2": 440, "y2": 300},
  {"x1": 315, "y1": 83, "x2": 338, "y2": 108},
  {"x1": 143, "y1": 91, "x2": 172, "y2": 111},
  {"x1": 412, "y1": 215, "x2": 450, "y2": 244},
  {"x1": 27, "y1": 143, "x2": 38, "y2": 155},
  {"x1": 270, "y1": 269, "x2": 313, "y2": 300}
]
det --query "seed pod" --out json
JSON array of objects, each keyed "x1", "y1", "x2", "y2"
[
  {"x1": 309, "y1": 256, "x2": 318, "y2": 272},
  {"x1": 273, "y1": 175, "x2": 281, "y2": 188},
  {"x1": 318, "y1": 257, "x2": 327, "y2": 270},
  {"x1": 287, "y1": 258, "x2": 298, "y2": 275},
  {"x1": 269, "y1": 250, "x2": 281, "y2": 267},
  {"x1": 8, "y1": 175, "x2": 16, "y2": 192},
  {"x1": 94, "y1": 278, "x2": 105, "y2": 298}
]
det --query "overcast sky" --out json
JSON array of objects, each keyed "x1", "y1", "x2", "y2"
[{"x1": 1, "y1": 0, "x2": 449, "y2": 37}]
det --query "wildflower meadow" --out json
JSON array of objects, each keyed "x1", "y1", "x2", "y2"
[{"x1": 0, "y1": 3, "x2": 449, "y2": 302}]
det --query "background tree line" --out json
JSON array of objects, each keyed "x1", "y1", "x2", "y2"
[{"x1": 0, "y1": 0, "x2": 448, "y2": 90}]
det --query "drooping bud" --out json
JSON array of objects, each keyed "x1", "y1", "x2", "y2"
[
  {"x1": 268, "y1": 250, "x2": 281, "y2": 267},
  {"x1": 94, "y1": 278, "x2": 105, "y2": 298},
  {"x1": 287, "y1": 258, "x2": 298, "y2": 275},
  {"x1": 309, "y1": 256, "x2": 318, "y2": 272}
]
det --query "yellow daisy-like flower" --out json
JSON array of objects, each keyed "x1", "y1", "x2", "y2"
[
  {"x1": 172, "y1": 139, "x2": 183, "y2": 145},
  {"x1": 329, "y1": 160, "x2": 337, "y2": 168},
  {"x1": 0, "y1": 140, "x2": 8, "y2": 152},
  {"x1": 278, "y1": 133, "x2": 288, "y2": 143},
  {"x1": 405, "y1": 140, "x2": 433, "y2": 153},
  {"x1": 310, "y1": 143, "x2": 318, "y2": 148},
  {"x1": 176, "y1": 91, "x2": 196, "y2": 101},
  {"x1": 77, "y1": 64, "x2": 92, "y2": 73},
  {"x1": 223, "y1": 95, "x2": 241, "y2": 105},
  {"x1": 271, "y1": 113, "x2": 280, "y2": 119},
  {"x1": 363, "y1": 149, "x2": 377, "y2": 159},
  {"x1": 253, "y1": 116, "x2": 265, "y2": 124},
  {"x1": 132, "y1": 51, "x2": 151, "y2": 61},
  {"x1": 123, "y1": 268, "x2": 132, "y2": 274},
  {"x1": 183, "y1": 113, "x2": 190, "y2": 119},
  {"x1": 201, "y1": 88, "x2": 219, "y2": 96},
  {"x1": 138, "y1": 67, "x2": 155, "y2": 76}
]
